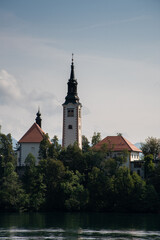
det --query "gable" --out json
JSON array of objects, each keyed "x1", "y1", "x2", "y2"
[{"x1": 19, "y1": 123, "x2": 45, "y2": 143}]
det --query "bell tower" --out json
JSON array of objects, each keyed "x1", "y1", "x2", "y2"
[{"x1": 62, "y1": 55, "x2": 82, "y2": 149}]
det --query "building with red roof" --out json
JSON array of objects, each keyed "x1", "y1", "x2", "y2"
[
  {"x1": 93, "y1": 136, "x2": 142, "y2": 174},
  {"x1": 17, "y1": 110, "x2": 45, "y2": 166}
]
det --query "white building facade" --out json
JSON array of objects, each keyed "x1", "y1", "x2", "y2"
[{"x1": 17, "y1": 142, "x2": 40, "y2": 166}]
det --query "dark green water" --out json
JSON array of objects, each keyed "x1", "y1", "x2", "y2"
[{"x1": 0, "y1": 212, "x2": 160, "y2": 239}]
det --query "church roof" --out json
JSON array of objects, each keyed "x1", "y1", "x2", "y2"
[
  {"x1": 93, "y1": 136, "x2": 142, "y2": 152},
  {"x1": 19, "y1": 123, "x2": 45, "y2": 143}
]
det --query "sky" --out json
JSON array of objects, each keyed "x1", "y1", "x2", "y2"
[{"x1": 0, "y1": 0, "x2": 160, "y2": 144}]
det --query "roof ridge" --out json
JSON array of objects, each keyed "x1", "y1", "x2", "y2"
[
  {"x1": 35, "y1": 122, "x2": 45, "y2": 136},
  {"x1": 18, "y1": 122, "x2": 45, "y2": 143},
  {"x1": 18, "y1": 123, "x2": 34, "y2": 142},
  {"x1": 121, "y1": 136, "x2": 132, "y2": 151},
  {"x1": 122, "y1": 136, "x2": 141, "y2": 152},
  {"x1": 93, "y1": 135, "x2": 142, "y2": 152}
]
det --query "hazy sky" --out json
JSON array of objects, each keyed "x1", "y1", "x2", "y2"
[{"x1": 0, "y1": 0, "x2": 160, "y2": 144}]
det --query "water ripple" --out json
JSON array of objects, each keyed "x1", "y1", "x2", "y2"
[{"x1": 0, "y1": 228, "x2": 160, "y2": 240}]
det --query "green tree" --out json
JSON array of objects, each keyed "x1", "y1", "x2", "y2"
[
  {"x1": 0, "y1": 162, "x2": 26, "y2": 211},
  {"x1": 144, "y1": 184, "x2": 159, "y2": 212},
  {"x1": 39, "y1": 133, "x2": 50, "y2": 159},
  {"x1": 38, "y1": 158, "x2": 65, "y2": 210},
  {"x1": 143, "y1": 154, "x2": 155, "y2": 181},
  {"x1": 117, "y1": 133, "x2": 122, "y2": 136},
  {"x1": 101, "y1": 158, "x2": 118, "y2": 176},
  {"x1": 150, "y1": 163, "x2": 160, "y2": 199},
  {"x1": 61, "y1": 170, "x2": 88, "y2": 211},
  {"x1": 91, "y1": 132, "x2": 101, "y2": 146},
  {"x1": 23, "y1": 153, "x2": 46, "y2": 211},
  {"x1": 48, "y1": 135, "x2": 61, "y2": 159},
  {"x1": 114, "y1": 167, "x2": 134, "y2": 211},
  {"x1": 0, "y1": 133, "x2": 16, "y2": 166},
  {"x1": 84, "y1": 148, "x2": 106, "y2": 172},
  {"x1": 141, "y1": 137, "x2": 160, "y2": 160},
  {"x1": 87, "y1": 167, "x2": 107, "y2": 210},
  {"x1": 82, "y1": 135, "x2": 90, "y2": 153},
  {"x1": 130, "y1": 172, "x2": 146, "y2": 212},
  {"x1": 60, "y1": 143, "x2": 86, "y2": 173}
]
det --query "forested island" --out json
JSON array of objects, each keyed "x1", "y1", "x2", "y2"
[{"x1": 0, "y1": 132, "x2": 160, "y2": 213}]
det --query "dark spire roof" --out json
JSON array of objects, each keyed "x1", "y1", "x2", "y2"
[
  {"x1": 35, "y1": 108, "x2": 42, "y2": 128},
  {"x1": 63, "y1": 55, "x2": 80, "y2": 105},
  {"x1": 70, "y1": 53, "x2": 75, "y2": 80}
]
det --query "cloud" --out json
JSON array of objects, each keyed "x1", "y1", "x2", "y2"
[
  {"x1": 0, "y1": 69, "x2": 60, "y2": 111},
  {"x1": 28, "y1": 89, "x2": 61, "y2": 116},
  {"x1": 0, "y1": 69, "x2": 62, "y2": 139},
  {"x1": 0, "y1": 70, "x2": 22, "y2": 104}
]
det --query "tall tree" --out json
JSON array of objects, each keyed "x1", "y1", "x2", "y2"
[
  {"x1": 143, "y1": 154, "x2": 155, "y2": 182},
  {"x1": 0, "y1": 133, "x2": 16, "y2": 166},
  {"x1": 87, "y1": 167, "x2": 108, "y2": 210},
  {"x1": 114, "y1": 167, "x2": 134, "y2": 211},
  {"x1": 60, "y1": 143, "x2": 86, "y2": 173},
  {"x1": 38, "y1": 158, "x2": 65, "y2": 210},
  {"x1": 61, "y1": 170, "x2": 88, "y2": 211},
  {"x1": 23, "y1": 153, "x2": 46, "y2": 211},
  {"x1": 48, "y1": 135, "x2": 61, "y2": 159},
  {"x1": 150, "y1": 163, "x2": 160, "y2": 204},
  {"x1": 141, "y1": 137, "x2": 160, "y2": 160},
  {"x1": 91, "y1": 132, "x2": 101, "y2": 146},
  {"x1": 39, "y1": 133, "x2": 50, "y2": 160},
  {"x1": 0, "y1": 162, "x2": 25, "y2": 211},
  {"x1": 130, "y1": 172, "x2": 146, "y2": 212},
  {"x1": 82, "y1": 135, "x2": 90, "y2": 153}
]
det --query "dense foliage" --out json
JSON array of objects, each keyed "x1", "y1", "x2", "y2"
[{"x1": 0, "y1": 133, "x2": 160, "y2": 213}]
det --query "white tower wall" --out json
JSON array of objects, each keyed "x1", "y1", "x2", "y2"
[{"x1": 63, "y1": 103, "x2": 82, "y2": 148}]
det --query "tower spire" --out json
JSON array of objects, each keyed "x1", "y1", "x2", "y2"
[
  {"x1": 70, "y1": 53, "x2": 75, "y2": 80},
  {"x1": 35, "y1": 108, "x2": 42, "y2": 128},
  {"x1": 63, "y1": 54, "x2": 79, "y2": 104}
]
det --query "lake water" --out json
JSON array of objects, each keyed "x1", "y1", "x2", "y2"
[{"x1": 0, "y1": 212, "x2": 160, "y2": 239}]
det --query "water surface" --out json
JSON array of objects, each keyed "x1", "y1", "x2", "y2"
[{"x1": 0, "y1": 212, "x2": 160, "y2": 239}]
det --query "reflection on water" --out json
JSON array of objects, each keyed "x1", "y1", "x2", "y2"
[
  {"x1": 0, "y1": 228, "x2": 160, "y2": 239},
  {"x1": 0, "y1": 212, "x2": 160, "y2": 239}
]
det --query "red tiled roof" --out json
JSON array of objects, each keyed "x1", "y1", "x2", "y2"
[
  {"x1": 19, "y1": 123, "x2": 45, "y2": 143},
  {"x1": 93, "y1": 136, "x2": 142, "y2": 152}
]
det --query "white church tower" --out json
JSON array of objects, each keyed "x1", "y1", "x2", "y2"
[{"x1": 62, "y1": 55, "x2": 82, "y2": 149}]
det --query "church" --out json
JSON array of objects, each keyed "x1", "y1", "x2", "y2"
[
  {"x1": 17, "y1": 56, "x2": 82, "y2": 166},
  {"x1": 17, "y1": 56, "x2": 142, "y2": 176}
]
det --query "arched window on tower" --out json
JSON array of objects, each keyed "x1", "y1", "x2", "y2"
[{"x1": 68, "y1": 125, "x2": 73, "y2": 129}]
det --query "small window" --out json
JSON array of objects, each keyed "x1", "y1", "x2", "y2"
[
  {"x1": 79, "y1": 109, "x2": 81, "y2": 118},
  {"x1": 68, "y1": 125, "x2": 72, "y2": 129},
  {"x1": 67, "y1": 108, "x2": 74, "y2": 117}
]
